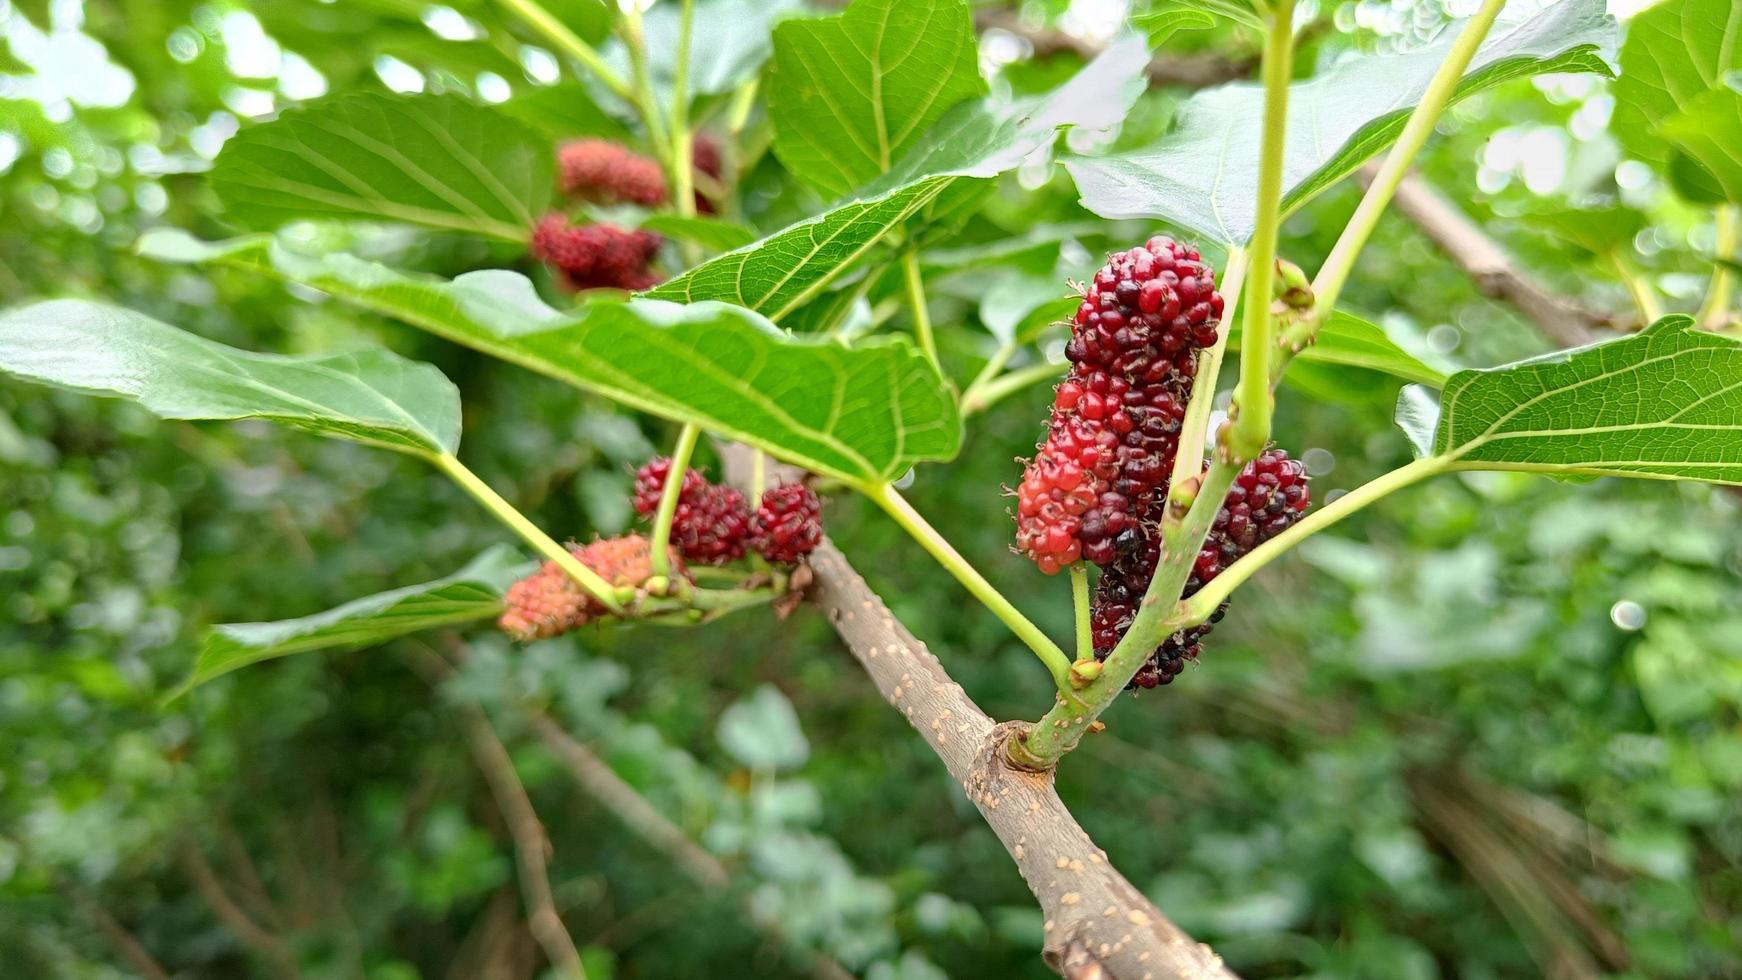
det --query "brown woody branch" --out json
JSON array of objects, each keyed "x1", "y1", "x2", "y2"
[
  {"x1": 178, "y1": 840, "x2": 301, "y2": 979},
  {"x1": 1365, "y1": 167, "x2": 1625, "y2": 348},
  {"x1": 58, "y1": 877, "x2": 171, "y2": 980},
  {"x1": 721, "y1": 447, "x2": 1233, "y2": 977},
  {"x1": 409, "y1": 649, "x2": 589, "y2": 980}
]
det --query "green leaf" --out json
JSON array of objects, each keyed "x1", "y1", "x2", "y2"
[
  {"x1": 605, "y1": 0, "x2": 804, "y2": 100},
  {"x1": 1660, "y1": 77, "x2": 1742, "y2": 205},
  {"x1": 1065, "y1": 0, "x2": 1615, "y2": 245},
  {"x1": 1230, "y1": 310, "x2": 1447, "y2": 387},
  {"x1": 1133, "y1": 0, "x2": 1261, "y2": 47},
  {"x1": 1526, "y1": 205, "x2": 1647, "y2": 257},
  {"x1": 0, "y1": 298, "x2": 460, "y2": 457},
  {"x1": 1613, "y1": 0, "x2": 1742, "y2": 171},
  {"x1": 209, "y1": 93, "x2": 551, "y2": 242},
  {"x1": 767, "y1": 0, "x2": 986, "y2": 197},
  {"x1": 717, "y1": 684, "x2": 810, "y2": 771},
  {"x1": 1426, "y1": 316, "x2": 1742, "y2": 483},
  {"x1": 498, "y1": 82, "x2": 631, "y2": 143},
  {"x1": 642, "y1": 176, "x2": 958, "y2": 320},
  {"x1": 651, "y1": 38, "x2": 1150, "y2": 318},
  {"x1": 638, "y1": 214, "x2": 759, "y2": 252},
  {"x1": 141, "y1": 232, "x2": 960, "y2": 486},
  {"x1": 168, "y1": 546, "x2": 526, "y2": 700}
]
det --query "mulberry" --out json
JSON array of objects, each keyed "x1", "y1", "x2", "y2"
[
  {"x1": 632, "y1": 456, "x2": 707, "y2": 516},
  {"x1": 530, "y1": 214, "x2": 663, "y2": 291},
  {"x1": 630, "y1": 457, "x2": 752, "y2": 565},
  {"x1": 751, "y1": 483, "x2": 822, "y2": 563},
  {"x1": 1014, "y1": 236, "x2": 1222, "y2": 573},
  {"x1": 1089, "y1": 450, "x2": 1310, "y2": 688},
  {"x1": 498, "y1": 534, "x2": 685, "y2": 641},
  {"x1": 558, "y1": 138, "x2": 668, "y2": 206}
]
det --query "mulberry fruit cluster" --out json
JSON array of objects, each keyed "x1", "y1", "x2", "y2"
[
  {"x1": 1014, "y1": 237, "x2": 1224, "y2": 574},
  {"x1": 1090, "y1": 450, "x2": 1310, "y2": 688},
  {"x1": 558, "y1": 138, "x2": 668, "y2": 205},
  {"x1": 498, "y1": 534, "x2": 684, "y2": 641},
  {"x1": 530, "y1": 214, "x2": 663, "y2": 291},
  {"x1": 632, "y1": 457, "x2": 822, "y2": 566}
]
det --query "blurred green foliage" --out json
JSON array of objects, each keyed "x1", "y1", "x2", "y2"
[{"x1": 2, "y1": 0, "x2": 1739, "y2": 978}]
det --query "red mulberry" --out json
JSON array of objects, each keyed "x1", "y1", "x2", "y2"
[
  {"x1": 530, "y1": 214, "x2": 663, "y2": 291},
  {"x1": 558, "y1": 138, "x2": 668, "y2": 206},
  {"x1": 751, "y1": 483, "x2": 822, "y2": 564},
  {"x1": 630, "y1": 457, "x2": 752, "y2": 565},
  {"x1": 1089, "y1": 450, "x2": 1310, "y2": 688},
  {"x1": 499, "y1": 534, "x2": 685, "y2": 641},
  {"x1": 632, "y1": 456, "x2": 707, "y2": 516},
  {"x1": 1013, "y1": 236, "x2": 1222, "y2": 573}
]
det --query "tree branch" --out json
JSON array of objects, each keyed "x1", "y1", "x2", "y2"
[
  {"x1": 58, "y1": 878, "x2": 171, "y2": 980},
  {"x1": 409, "y1": 650, "x2": 589, "y2": 980},
  {"x1": 178, "y1": 840, "x2": 301, "y2": 979},
  {"x1": 1369, "y1": 167, "x2": 1625, "y2": 348},
  {"x1": 973, "y1": 8, "x2": 1255, "y2": 89},
  {"x1": 804, "y1": 541, "x2": 1235, "y2": 978}
]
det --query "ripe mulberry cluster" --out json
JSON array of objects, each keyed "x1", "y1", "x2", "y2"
[
  {"x1": 1090, "y1": 450, "x2": 1310, "y2": 688},
  {"x1": 530, "y1": 214, "x2": 663, "y2": 291},
  {"x1": 633, "y1": 458, "x2": 822, "y2": 566},
  {"x1": 499, "y1": 534, "x2": 684, "y2": 641},
  {"x1": 751, "y1": 483, "x2": 823, "y2": 563},
  {"x1": 558, "y1": 138, "x2": 668, "y2": 205},
  {"x1": 1014, "y1": 237, "x2": 1224, "y2": 573}
]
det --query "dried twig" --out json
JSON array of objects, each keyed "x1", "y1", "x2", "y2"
[
  {"x1": 1368, "y1": 167, "x2": 1625, "y2": 348},
  {"x1": 178, "y1": 840, "x2": 301, "y2": 979},
  {"x1": 409, "y1": 649, "x2": 589, "y2": 980}
]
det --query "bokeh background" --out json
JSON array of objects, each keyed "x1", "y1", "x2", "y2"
[{"x1": 3, "y1": 0, "x2": 1739, "y2": 977}]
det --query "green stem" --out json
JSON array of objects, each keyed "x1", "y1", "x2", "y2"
[
  {"x1": 960, "y1": 359, "x2": 1066, "y2": 416},
  {"x1": 1697, "y1": 206, "x2": 1738, "y2": 327},
  {"x1": 962, "y1": 340, "x2": 1018, "y2": 404},
  {"x1": 1016, "y1": 458, "x2": 1240, "y2": 766},
  {"x1": 1175, "y1": 455, "x2": 1448, "y2": 625},
  {"x1": 902, "y1": 250, "x2": 940, "y2": 370},
  {"x1": 1169, "y1": 246, "x2": 1248, "y2": 491},
  {"x1": 869, "y1": 483, "x2": 1073, "y2": 691},
  {"x1": 1070, "y1": 563, "x2": 1092, "y2": 663},
  {"x1": 1608, "y1": 252, "x2": 1662, "y2": 322},
  {"x1": 1305, "y1": 0, "x2": 1505, "y2": 327},
  {"x1": 620, "y1": 4, "x2": 672, "y2": 177},
  {"x1": 436, "y1": 453, "x2": 624, "y2": 614},
  {"x1": 1225, "y1": 0, "x2": 1295, "y2": 463},
  {"x1": 649, "y1": 424, "x2": 700, "y2": 581},
  {"x1": 498, "y1": 0, "x2": 632, "y2": 101},
  {"x1": 717, "y1": 78, "x2": 759, "y2": 220}
]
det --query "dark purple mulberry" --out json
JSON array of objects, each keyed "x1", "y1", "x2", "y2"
[{"x1": 750, "y1": 483, "x2": 823, "y2": 564}]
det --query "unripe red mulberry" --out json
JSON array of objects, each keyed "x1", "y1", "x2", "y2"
[
  {"x1": 632, "y1": 456, "x2": 707, "y2": 516},
  {"x1": 530, "y1": 214, "x2": 663, "y2": 291},
  {"x1": 673, "y1": 484, "x2": 751, "y2": 564},
  {"x1": 499, "y1": 534, "x2": 685, "y2": 641},
  {"x1": 558, "y1": 138, "x2": 668, "y2": 206},
  {"x1": 750, "y1": 483, "x2": 822, "y2": 564},
  {"x1": 1013, "y1": 235, "x2": 1222, "y2": 573},
  {"x1": 630, "y1": 457, "x2": 753, "y2": 565},
  {"x1": 1089, "y1": 449, "x2": 1310, "y2": 688}
]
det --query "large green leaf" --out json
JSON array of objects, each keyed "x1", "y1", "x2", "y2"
[
  {"x1": 141, "y1": 232, "x2": 960, "y2": 486},
  {"x1": 766, "y1": 0, "x2": 986, "y2": 197},
  {"x1": 1064, "y1": 0, "x2": 1615, "y2": 245},
  {"x1": 0, "y1": 298, "x2": 460, "y2": 457},
  {"x1": 209, "y1": 93, "x2": 551, "y2": 242},
  {"x1": 1659, "y1": 77, "x2": 1742, "y2": 205},
  {"x1": 649, "y1": 38, "x2": 1150, "y2": 318},
  {"x1": 1133, "y1": 0, "x2": 1261, "y2": 47},
  {"x1": 168, "y1": 545, "x2": 526, "y2": 700},
  {"x1": 642, "y1": 176, "x2": 958, "y2": 320},
  {"x1": 1230, "y1": 310, "x2": 1447, "y2": 387},
  {"x1": 1612, "y1": 0, "x2": 1742, "y2": 171},
  {"x1": 1424, "y1": 316, "x2": 1742, "y2": 483}
]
